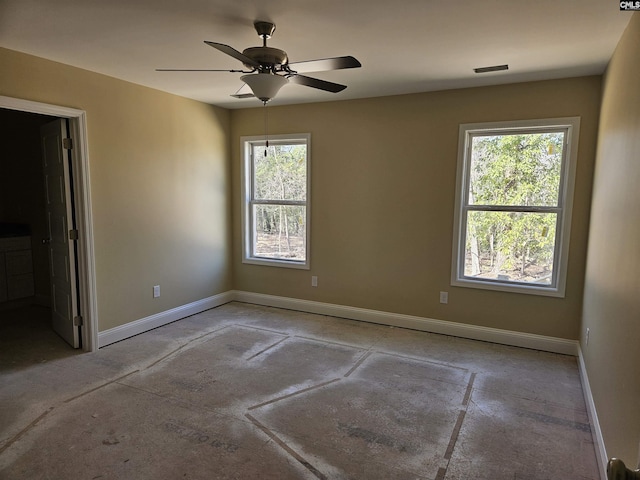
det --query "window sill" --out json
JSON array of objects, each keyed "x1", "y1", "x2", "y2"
[
  {"x1": 243, "y1": 257, "x2": 310, "y2": 270},
  {"x1": 451, "y1": 277, "x2": 565, "y2": 298}
]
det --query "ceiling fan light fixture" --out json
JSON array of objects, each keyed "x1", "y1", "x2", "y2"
[
  {"x1": 159, "y1": 21, "x2": 361, "y2": 102},
  {"x1": 241, "y1": 73, "x2": 289, "y2": 103}
]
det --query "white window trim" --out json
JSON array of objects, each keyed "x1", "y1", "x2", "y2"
[
  {"x1": 241, "y1": 133, "x2": 311, "y2": 269},
  {"x1": 451, "y1": 117, "x2": 580, "y2": 297}
]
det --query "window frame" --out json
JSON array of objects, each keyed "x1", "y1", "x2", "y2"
[
  {"x1": 451, "y1": 117, "x2": 580, "y2": 297},
  {"x1": 241, "y1": 133, "x2": 311, "y2": 269}
]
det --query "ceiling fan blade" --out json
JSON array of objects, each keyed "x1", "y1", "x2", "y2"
[
  {"x1": 231, "y1": 83, "x2": 255, "y2": 99},
  {"x1": 288, "y1": 74, "x2": 347, "y2": 93},
  {"x1": 156, "y1": 68, "x2": 246, "y2": 72},
  {"x1": 204, "y1": 41, "x2": 261, "y2": 68},
  {"x1": 287, "y1": 56, "x2": 361, "y2": 74}
]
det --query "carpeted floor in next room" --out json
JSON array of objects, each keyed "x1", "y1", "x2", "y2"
[{"x1": 0, "y1": 302, "x2": 599, "y2": 479}]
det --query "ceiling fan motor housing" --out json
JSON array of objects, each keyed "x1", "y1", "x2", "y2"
[
  {"x1": 242, "y1": 46, "x2": 288, "y2": 70},
  {"x1": 254, "y1": 21, "x2": 276, "y2": 39}
]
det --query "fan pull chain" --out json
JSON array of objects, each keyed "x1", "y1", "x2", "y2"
[{"x1": 264, "y1": 101, "x2": 269, "y2": 156}]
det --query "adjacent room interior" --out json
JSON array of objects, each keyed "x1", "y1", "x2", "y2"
[{"x1": 1, "y1": 3, "x2": 638, "y2": 479}]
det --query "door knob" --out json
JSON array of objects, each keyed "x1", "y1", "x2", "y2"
[
  {"x1": 42, "y1": 238, "x2": 51, "y2": 244},
  {"x1": 607, "y1": 458, "x2": 640, "y2": 480}
]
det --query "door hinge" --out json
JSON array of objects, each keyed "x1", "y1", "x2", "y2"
[
  {"x1": 69, "y1": 229, "x2": 79, "y2": 240},
  {"x1": 63, "y1": 138, "x2": 73, "y2": 150},
  {"x1": 73, "y1": 315, "x2": 84, "y2": 326}
]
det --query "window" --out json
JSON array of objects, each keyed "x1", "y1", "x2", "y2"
[
  {"x1": 241, "y1": 134, "x2": 310, "y2": 269},
  {"x1": 451, "y1": 118, "x2": 580, "y2": 297}
]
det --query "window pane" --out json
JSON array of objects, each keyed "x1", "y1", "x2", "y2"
[
  {"x1": 253, "y1": 144, "x2": 307, "y2": 201},
  {"x1": 464, "y1": 210, "x2": 557, "y2": 285},
  {"x1": 469, "y1": 132, "x2": 564, "y2": 207},
  {"x1": 253, "y1": 204, "x2": 306, "y2": 261}
]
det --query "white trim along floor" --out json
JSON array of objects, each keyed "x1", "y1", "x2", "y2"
[{"x1": 99, "y1": 291, "x2": 578, "y2": 355}]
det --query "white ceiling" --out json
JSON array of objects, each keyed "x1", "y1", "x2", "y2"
[{"x1": 0, "y1": 0, "x2": 632, "y2": 109}]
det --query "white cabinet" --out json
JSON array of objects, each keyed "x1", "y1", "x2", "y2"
[{"x1": 0, "y1": 236, "x2": 34, "y2": 302}]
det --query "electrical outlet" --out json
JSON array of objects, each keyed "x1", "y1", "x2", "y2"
[
  {"x1": 586, "y1": 327, "x2": 590, "y2": 345},
  {"x1": 439, "y1": 291, "x2": 448, "y2": 304},
  {"x1": 311, "y1": 276, "x2": 318, "y2": 287},
  {"x1": 153, "y1": 285, "x2": 160, "y2": 298}
]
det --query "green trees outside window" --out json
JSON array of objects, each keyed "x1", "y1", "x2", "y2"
[
  {"x1": 453, "y1": 118, "x2": 579, "y2": 296},
  {"x1": 242, "y1": 134, "x2": 310, "y2": 269},
  {"x1": 465, "y1": 132, "x2": 564, "y2": 284},
  {"x1": 253, "y1": 143, "x2": 307, "y2": 262}
]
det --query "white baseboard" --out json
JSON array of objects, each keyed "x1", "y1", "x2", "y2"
[
  {"x1": 97, "y1": 291, "x2": 234, "y2": 348},
  {"x1": 231, "y1": 291, "x2": 579, "y2": 356},
  {"x1": 578, "y1": 346, "x2": 608, "y2": 480},
  {"x1": 97, "y1": 289, "x2": 579, "y2": 355}
]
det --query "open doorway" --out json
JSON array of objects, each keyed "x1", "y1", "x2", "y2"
[
  {"x1": 0, "y1": 96, "x2": 97, "y2": 355},
  {"x1": 0, "y1": 109, "x2": 68, "y2": 360}
]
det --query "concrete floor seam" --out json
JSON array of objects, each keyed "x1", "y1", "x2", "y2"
[
  {"x1": 293, "y1": 334, "x2": 371, "y2": 351},
  {"x1": 437, "y1": 371, "x2": 477, "y2": 479},
  {"x1": 116, "y1": 380, "x2": 245, "y2": 426},
  {"x1": 377, "y1": 350, "x2": 470, "y2": 373},
  {"x1": 343, "y1": 350, "x2": 373, "y2": 377},
  {"x1": 245, "y1": 336, "x2": 291, "y2": 361},
  {"x1": 236, "y1": 323, "x2": 290, "y2": 336},
  {"x1": 444, "y1": 409, "x2": 468, "y2": 460},
  {"x1": 143, "y1": 325, "x2": 233, "y2": 370},
  {"x1": 1, "y1": 371, "x2": 143, "y2": 459},
  {"x1": 247, "y1": 378, "x2": 342, "y2": 411},
  {"x1": 462, "y1": 372, "x2": 477, "y2": 406},
  {"x1": 62, "y1": 370, "x2": 139, "y2": 404},
  {"x1": 0, "y1": 407, "x2": 54, "y2": 455},
  {"x1": 245, "y1": 413, "x2": 328, "y2": 480}
]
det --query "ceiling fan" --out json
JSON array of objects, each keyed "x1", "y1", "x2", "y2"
[{"x1": 157, "y1": 21, "x2": 362, "y2": 103}]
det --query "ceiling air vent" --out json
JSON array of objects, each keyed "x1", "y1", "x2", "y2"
[{"x1": 474, "y1": 64, "x2": 509, "y2": 74}]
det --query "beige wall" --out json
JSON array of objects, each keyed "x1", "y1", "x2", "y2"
[
  {"x1": 581, "y1": 13, "x2": 640, "y2": 466},
  {"x1": 0, "y1": 49, "x2": 602, "y2": 341},
  {"x1": 231, "y1": 76, "x2": 601, "y2": 339},
  {"x1": 0, "y1": 48, "x2": 233, "y2": 331}
]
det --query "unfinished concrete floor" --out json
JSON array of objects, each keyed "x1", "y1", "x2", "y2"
[{"x1": 0, "y1": 302, "x2": 599, "y2": 479}]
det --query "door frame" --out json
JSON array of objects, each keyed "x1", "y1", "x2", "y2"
[{"x1": 1, "y1": 95, "x2": 98, "y2": 352}]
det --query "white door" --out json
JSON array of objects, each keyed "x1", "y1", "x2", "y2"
[{"x1": 41, "y1": 119, "x2": 80, "y2": 348}]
